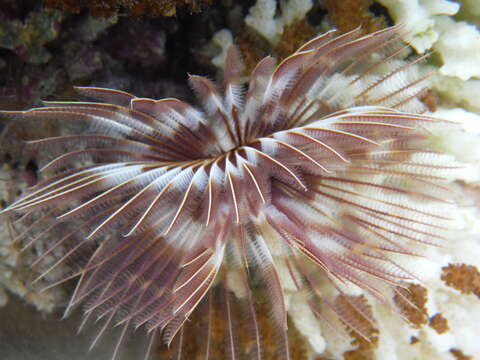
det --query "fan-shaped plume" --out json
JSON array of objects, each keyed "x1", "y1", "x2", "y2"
[{"x1": 1, "y1": 25, "x2": 460, "y2": 359}]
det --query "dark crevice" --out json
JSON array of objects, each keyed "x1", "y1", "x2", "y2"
[{"x1": 369, "y1": 2, "x2": 394, "y2": 26}]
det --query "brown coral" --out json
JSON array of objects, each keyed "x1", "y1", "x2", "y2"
[
  {"x1": 235, "y1": 29, "x2": 270, "y2": 74},
  {"x1": 274, "y1": 19, "x2": 316, "y2": 60},
  {"x1": 441, "y1": 263, "x2": 480, "y2": 297},
  {"x1": 450, "y1": 348, "x2": 473, "y2": 360},
  {"x1": 394, "y1": 284, "x2": 429, "y2": 328},
  {"x1": 236, "y1": 19, "x2": 316, "y2": 73},
  {"x1": 335, "y1": 295, "x2": 379, "y2": 360},
  {"x1": 429, "y1": 313, "x2": 449, "y2": 334},
  {"x1": 323, "y1": 0, "x2": 387, "y2": 34}
]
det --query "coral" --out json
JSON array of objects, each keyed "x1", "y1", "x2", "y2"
[
  {"x1": 433, "y1": 79, "x2": 480, "y2": 114},
  {"x1": 377, "y1": 0, "x2": 460, "y2": 53},
  {"x1": 245, "y1": 0, "x2": 313, "y2": 45},
  {"x1": 0, "y1": 9, "x2": 62, "y2": 64},
  {"x1": 336, "y1": 295, "x2": 379, "y2": 360},
  {"x1": 157, "y1": 288, "x2": 312, "y2": 360},
  {"x1": 0, "y1": 4, "x2": 198, "y2": 107},
  {"x1": 289, "y1": 292, "x2": 326, "y2": 354},
  {"x1": 214, "y1": 0, "x2": 317, "y2": 74},
  {"x1": 429, "y1": 313, "x2": 449, "y2": 334},
  {"x1": 450, "y1": 348, "x2": 473, "y2": 360},
  {"x1": 441, "y1": 264, "x2": 480, "y2": 297},
  {"x1": 0, "y1": 160, "x2": 65, "y2": 313},
  {"x1": 434, "y1": 16, "x2": 480, "y2": 80},
  {"x1": 323, "y1": 0, "x2": 387, "y2": 33},
  {"x1": 0, "y1": 9, "x2": 119, "y2": 106},
  {"x1": 394, "y1": 284, "x2": 429, "y2": 328},
  {"x1": 274, "y1": 19, "x2": 315, "y2": 60},
  {"x1": 374, "y1": 0, "x2": 480, "y2": 129},
  {"x1": 43, "y1": 0, "x2": 214, "y2": 17},
  {"x1": 245, "y1": 0, "x2": 279, "y2": 43},
  {"x1": 210, "y1": 29, "x2": 234, "y2": 69}
]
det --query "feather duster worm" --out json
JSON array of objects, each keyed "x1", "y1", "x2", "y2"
[{"x1": 1, "y1": 26, "x2": 461, "y2": 359}]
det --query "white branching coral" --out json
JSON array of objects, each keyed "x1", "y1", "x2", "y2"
[
  {"x1": 211, "y1": 29, "x2": 234, "y2": 69},
  {"x1": 434, "y1": 16, "x2": 480, "y2": 80},
  {"x1": 245, "y1": 0, "x2": 313, "y2": 44},
  {"x1": 377, "y1": 0, "x2": 460, "y2": 53},
  {"x1": 433, "y1": 75, "x2": 480, "y2": 113},
  {"x1": 379, "y1": 0, "x2": 480, "y2": 80}
]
